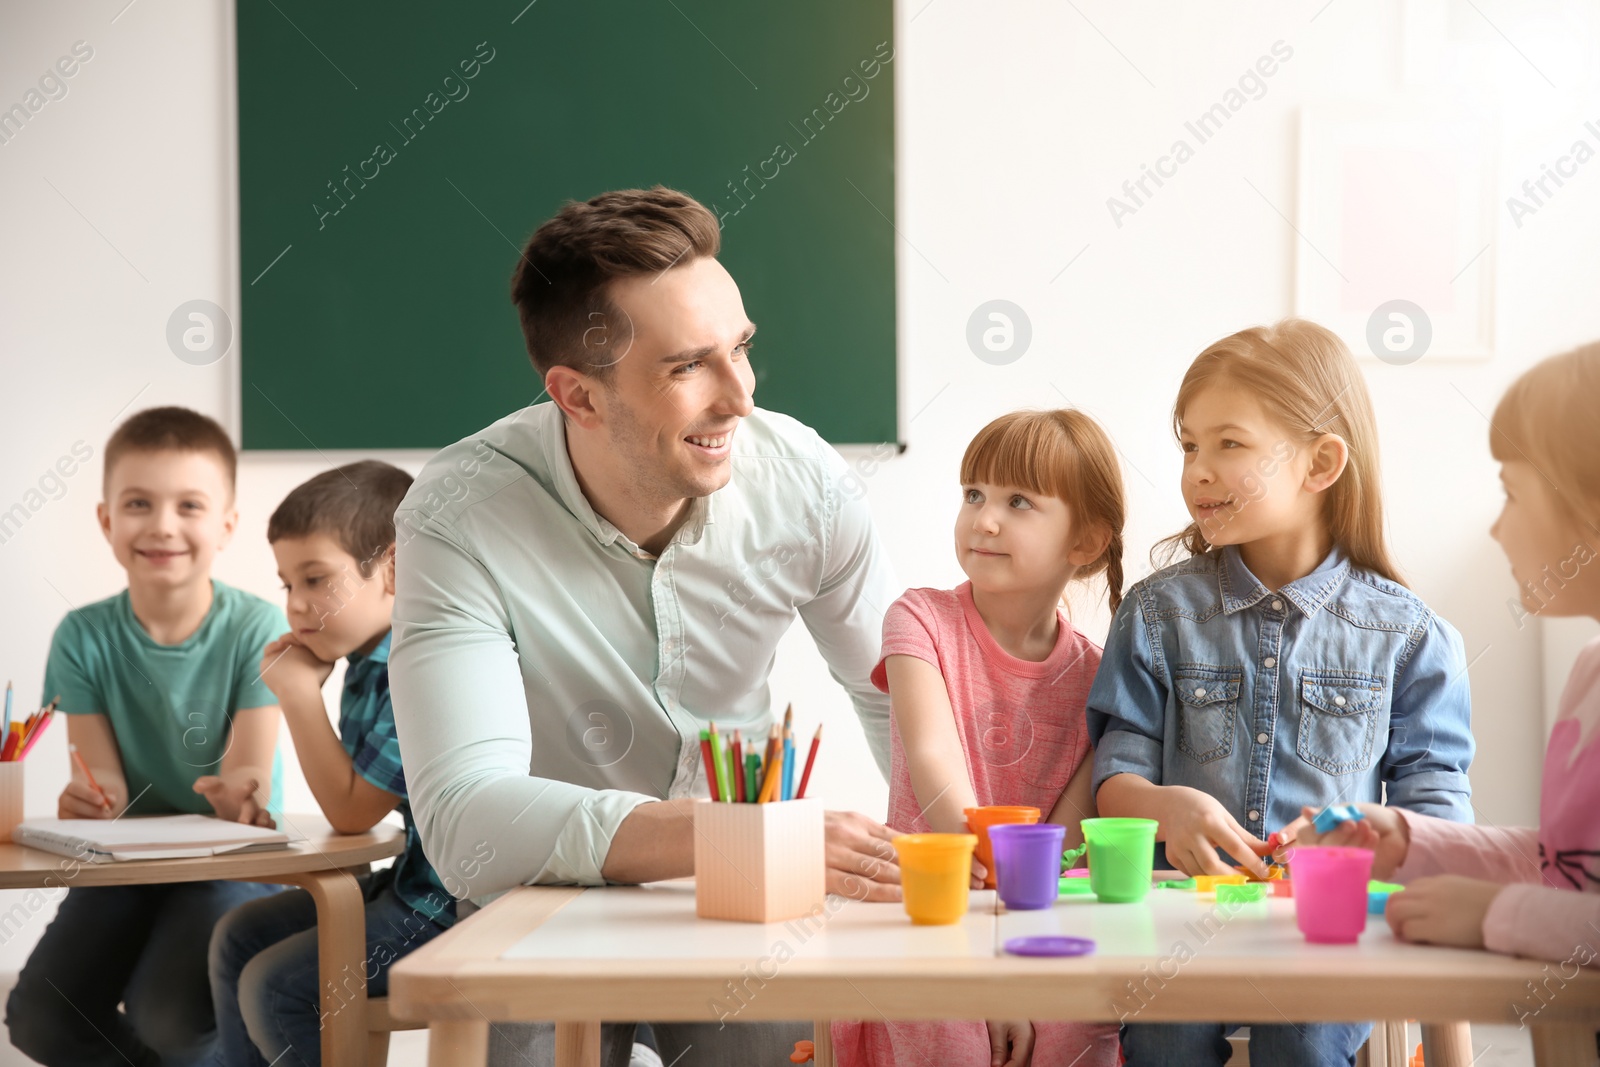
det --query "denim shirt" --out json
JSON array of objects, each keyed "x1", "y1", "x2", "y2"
[{"x1": 1087, "y1": 545, "x2": 1474, "y2": 863}]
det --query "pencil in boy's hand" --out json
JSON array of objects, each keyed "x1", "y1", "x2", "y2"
[
  {"x1": 68, "y1": 743, "x2": 111, "y2": 813},
  {"x1": 796, "y1": 724, "x2": 823, "y2": 800}
]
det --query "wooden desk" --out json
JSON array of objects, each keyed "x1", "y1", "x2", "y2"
[
  {"x1": 0, "y1": 814, "x2": 403, "y2": 1066},
  {"x1": 390, "y1": 881, "x2": 1600, "y2": 1067}
]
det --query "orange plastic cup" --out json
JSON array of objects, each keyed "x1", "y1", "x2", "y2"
[
  {"x1": 964, "y1": 806, "x2": 1041, "y2": 888},
  {"x1": 893, "y1": 833, "x2": 979, "y2": 925}
]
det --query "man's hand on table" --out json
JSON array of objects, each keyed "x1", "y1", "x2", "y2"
[{"x1": 825, "y1": 809, "x2": 904, "y2": 902}]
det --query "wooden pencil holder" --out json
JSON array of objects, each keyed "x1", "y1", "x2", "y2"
[
  {"x1": 693, "y1": 798, "x2": 827, "y2": 923},
  {"x1": 0, "y1": 762, "x2": 23, "y2": 843}
]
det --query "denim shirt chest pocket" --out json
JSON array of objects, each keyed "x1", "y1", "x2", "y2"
[
  {"x1": 1173, "y1": 665, "x2": 1243, "y2": 764},
  {"x1": 1296, "y1": 669, "x2": 1386, "y2": 775}
]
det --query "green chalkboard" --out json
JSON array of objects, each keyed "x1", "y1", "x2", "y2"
[{"x1": 237, "y1": 0, "x2": 897, "y2": 449}]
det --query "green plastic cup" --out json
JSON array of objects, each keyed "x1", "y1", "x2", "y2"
[{"x1": 1081, "y1": 817, "x2": 1158, "y2": 903}]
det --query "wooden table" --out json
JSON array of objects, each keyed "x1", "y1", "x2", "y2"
[
  {"x1": 390, "y1": 880, "x2": 1600, "y2": 1067},
  {"x1": 0, "y1": 813, "x2": 403, "y2": 1066}
]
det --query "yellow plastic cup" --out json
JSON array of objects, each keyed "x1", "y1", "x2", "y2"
[{"x1": 893, "y1": 833, "x2": 979, "y2": 925}]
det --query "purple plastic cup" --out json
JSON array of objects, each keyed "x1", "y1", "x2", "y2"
[
  {"x1": 1292, "y1": 846, "x2": 1375, "y2": 944},
  {"x1": 988, "y1": 823, "x2": 1066, "y2": 910}
]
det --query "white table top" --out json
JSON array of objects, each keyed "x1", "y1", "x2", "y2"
[
  {"x1": 503, "y1": 880, "x2": 1454, "y2": 965},
  {"x1": 393, "y1": 880, "x2": 1600, "y2": 1030}
]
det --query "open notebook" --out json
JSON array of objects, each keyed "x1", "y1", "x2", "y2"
[{"x1": 13, "y1": 815, "x2": 297, "y2": 863}]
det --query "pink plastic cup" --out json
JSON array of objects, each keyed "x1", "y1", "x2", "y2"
[{"x1": 1292, "y1": 846, "x2": 1375, "y2": 944}]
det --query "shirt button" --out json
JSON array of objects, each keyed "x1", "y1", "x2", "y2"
[
  {"x1": 1194, "y1": 687, "x2": 1207, "y2": 698},
  {"x1": 1248, "y1": 810, "x2": 1261, "y2": 821},
  {"x1": 1256, "y1": 732, "x2": 1270, "y2": 744},
  {"x1": 1271, "y1": 599, "x2": 1284, "y2": 611},
  {"x1": 1263, "y1": 656, "x2": 1277, "y2": 669},
  {"x1": 1334, "y1": 695, "x2": 1347, "y2": 707}
]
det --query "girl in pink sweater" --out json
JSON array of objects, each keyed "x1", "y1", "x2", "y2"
[
  {"x1": 831, "y1": 410, "x2": 1126, "y2": 1067},
  {"x1": 1295, "y1": 341, "x2": 1600, "y2": 985}
]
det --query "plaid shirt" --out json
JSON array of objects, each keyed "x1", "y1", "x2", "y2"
[{"x1": 342, "y1": 632, "x2": 455, "y2": 926}]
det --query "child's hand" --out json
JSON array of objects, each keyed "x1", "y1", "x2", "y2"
[
  {"x1": 971, "y1": 857, "x2": 989, "y2": 889},
  {"x1": 259, "y1": 631, "x2": 335, "y2": 701},
  {"x1": 1385, "y1": 875, "x2": 1502, "y2": 949},
  {"x1": 1290, "y1": 803, "x2": 1410, "y2": 880},
  {"x1": 986, "y1": 1019, "x2": 1035, "y2": 1067},
  {"x1": 57, "y1": 780, "x2": 122, "y2": 819},
  {"x1": 1157, "y1": 786, "x2": 1271, "y2": 878},
  {"x1": 194, "y1": 775, "x2": 268, "y2": 825}
]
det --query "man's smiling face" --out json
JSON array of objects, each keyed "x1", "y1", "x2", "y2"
[{"x1": 593, "y1": 255, "x2": 757, "y2": 505}]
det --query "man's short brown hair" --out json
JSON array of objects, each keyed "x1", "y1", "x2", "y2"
[
  {"x1": 103, "y1": 406, "x2": 237, "y2": 499},
  {"x1": 267, "y1": 460, "x2": 414, "y2": 578},
  {"x1": 509, "y1": 186, "x2": 721, "y2": 379}
]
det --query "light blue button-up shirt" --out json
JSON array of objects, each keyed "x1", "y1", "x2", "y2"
[
  {"x1": 388, "y1": 402, "x2": 897, "y2": 897},
  {"x1": 1087, "y1": 545, "x2": 1474, "y2": 867}
]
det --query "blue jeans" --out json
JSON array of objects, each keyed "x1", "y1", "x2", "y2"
[
  {"x1": 5, "y1": 880, "x2": 281, "y2": 1067},
  {"x1": 208, "y1": 867, "x2": 449, "y2": 1067},
  {"x1": 1121, "y1": 1021, "x2": 1373, "y2": 1066}
]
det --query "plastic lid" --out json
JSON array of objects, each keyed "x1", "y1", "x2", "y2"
[{"x1": 1004, "y1": 935, "x2": 1096, "y2": 958}]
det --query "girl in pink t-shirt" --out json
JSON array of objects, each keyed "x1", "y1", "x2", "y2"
[
  {"x1": 832, "y1": 410, "x2": 1127, "y2": 1067},
  {"x1": 1295, "y1": 342, "x2": 1600, "y2": 1002}
]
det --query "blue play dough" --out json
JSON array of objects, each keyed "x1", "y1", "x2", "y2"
[{"x1": 1312, "y1": 803, "x2": 1365, "y2": 834}]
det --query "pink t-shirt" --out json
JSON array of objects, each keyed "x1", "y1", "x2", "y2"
[
  {"x1": 832, "y1": 584, "x2": 1118, "y2": 1067},
  {"x1": 1394, "y1": 635, "x2": 1600, "y2": 968},
  {"x1": 873, "y1": 583, "x2": 1100, "y2": 834}
]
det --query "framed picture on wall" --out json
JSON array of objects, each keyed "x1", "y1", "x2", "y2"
[{"x1": 1295, "y1": 104, "x2": 1497, "y2": 364}]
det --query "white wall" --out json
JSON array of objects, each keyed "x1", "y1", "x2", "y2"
[{"x1": 2, "y1": 0, "x2": 1598, "y2": 993}]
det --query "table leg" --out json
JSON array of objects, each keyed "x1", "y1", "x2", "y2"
[
  {"x1": 429, "y1": 1020, "x2": 489, "y2": 1067},
  {"x1": 555, "y1": 1022, "x2": 602, "y2": 1067},
  {"x1": 1421, "y1": 1022, "x2": 1472, "y2": 1067},
  {"x1": 247, "y1": 868, "x2": 368, "y2": 1066},
  {"x1": 812, "y1": 1020, "x2": 835, "y2": 1066},
  {"x1": 1530, "y1": 1022, "x2": 1598, "y2": 1066}
]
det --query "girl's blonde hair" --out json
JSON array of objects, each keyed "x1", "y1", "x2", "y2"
[
  {"x1": 960, "y1": 409, "x2": 1128, "y2": 615},
  {"x1": 1490, "y1": 340, "x2": 1600, "y2": 533},
  {"x1": 1159, "y1": 318, "x2": 1405, "y2": 585}
]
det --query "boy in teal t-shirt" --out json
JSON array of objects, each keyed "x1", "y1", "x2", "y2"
[{"x1": 5, "y1": 407, "x2": 285, "y2": 1067}]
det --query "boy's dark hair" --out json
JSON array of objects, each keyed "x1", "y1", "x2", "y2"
[
  {"x1": 509, "y1": 186, "x2": 721, "y2": 380},
  {"x1": 267, "y1": 461, "x2": 414, "y2": 577},
  {"x1": 103, "y1": 406, "x2": 237, "y2": 498}
]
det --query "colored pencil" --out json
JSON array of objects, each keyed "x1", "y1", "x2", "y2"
[
  {"x1": 796, "y1": 724, "x2": 823, "y2": 800},
  {"x1": 709, "y1": 722, "x2": 731, "y2": 803},
  {"x1": 69, "y1": 743, "x2": 111, "y2": 812},
  {"x1": 731, "y1": 730, "x2": 745, "y2": 804},
  {"x1": 757, "y1": 739, "x2": 784, "y2": 803},
  {"x1": 17, "y1": 710, "x2": 51, "y2": 759},
  {"x1": 782, "y1": 729, "x2": 795, "y2": 801},
  {"x1": 699, "y1": 730, "x2": 720, "y2": 801}
]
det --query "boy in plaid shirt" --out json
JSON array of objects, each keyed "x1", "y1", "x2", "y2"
[{"x1": 208, "y1": 461, "x2": 457, "y2": 1067}]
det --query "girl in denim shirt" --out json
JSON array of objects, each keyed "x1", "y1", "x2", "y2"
[{"x1": 1086, "y1": 318, "x2": 1474, "y2": 1066}]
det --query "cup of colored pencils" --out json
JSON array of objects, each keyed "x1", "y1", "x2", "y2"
[
  {"x1": 0, "y1": 687, "x2": 54, "y2": 841},
  {"x1": 698, "y1": 704, "x2": 822, "y2": 803},
  {"x1": 693, "y1": 706, "x2": 827, "y2": 922}
]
